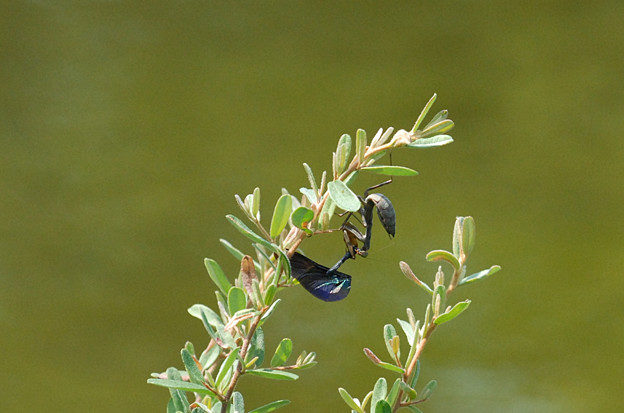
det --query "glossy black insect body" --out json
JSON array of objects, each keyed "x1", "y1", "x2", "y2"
[
  {"x1": 289, "y1": 252, "x2": 351, "y2": 302},
  {"x1": 329, "y1": 179, "x2": 397, "y2": 273},
  {"x1": 360, "y1": 192, "x2": 396, "y2": 252}
]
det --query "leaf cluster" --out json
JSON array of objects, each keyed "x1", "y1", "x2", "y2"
[
  {"x1": 147, "y1": 94, "x2": 500, "y2": 413},
  {"x1": 339, "y1": 217, "x2": 501, "y2": 412}
]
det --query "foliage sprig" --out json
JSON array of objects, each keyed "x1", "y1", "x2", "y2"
[{"x1": 147, "y1": 94, "x2": 500, "y2": 413}]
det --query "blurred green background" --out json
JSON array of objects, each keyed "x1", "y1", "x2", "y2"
[{"x1": 2, "y1": 1, "x2": 623, "y2": 412}]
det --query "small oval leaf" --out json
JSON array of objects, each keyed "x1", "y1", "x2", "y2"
[
  {"x1": 420, "y1": 379, "x2": 437, "y2": 401},
  {"x1": 232, "y1": 391, "x2": 244, "y2": 413},
  {"x1": 426, "y1": 250, "x2": 460, "y2": 271},
  {"x1": 299, "y1": 187, "x2": 318, "y2": 205},
  {"x1": 328, "y1": 180, "x2": 361, "y2": 212},
  {"x1": 374, "y1": 400, "x2": 392, "y2": 413},
  {"x1": 248, "y1": 400, "x2": 291, "y2": 413},
  {"x1": 147, "y1": 378, "x2": 216, "y2": 397},
  {"x1": 291, "y1": 206, "x2": 314, "y2": 233},
  {"x1": 460, "y1": 265, "x2": 501, "y2": 286},
  {"x1": 407, "y1": 135, "x2": 454, "y2": 148},
  {"x1": 461, "y1": 216, "x2": 476, "y2": 256},
  {"x1": 411, "y1": 93, "x2": 437, "y2": 133},
  {"x1": 421, "y1": 119, "x2": 454, "y2": 137},
  {"x1": 376, "y1": 361, "x2": 405, "y2": 374},
  {"x1": 270, "y1": 194, "x2": 293, "y2": 239},
  {"x1": 335, "y1": 134, "x2": 352, "y2": 175},
  {"x1": 371, "y1": 378, "x2": 387, "y2": 413},
  {"x1": 204, "y1": 258, "x2": 232, "y2": 295},
  {"x1": 246, "y1": 368, "x2": 299, "y2": 381},
  {"x1": 215, "y1": 348, "x2": 240, "y2": 387},
  {"x1": 181, "y1": 349, "x2": 204, "y2": 385},
  {"x1": 434, "y1": 300, "x2": 471, "y2": 325},
  {"x1": 270, "y1": 338, "x2": 293, "y2": 367},
  {"x1": 338, "y1": 387, "x2": 362, "y2": 412},
  {"x1": 356, "y1": 128, "x2": 367, "y2": 165},
  {"x1": 361, "y1": 165, "x2": 419, "y2": 176},
  {"x1": 228, "y1": 287, "x2": 247, "y2": 315},
  {"x1": 226, "y1": 214, "x2": 273, "y2": 249}
]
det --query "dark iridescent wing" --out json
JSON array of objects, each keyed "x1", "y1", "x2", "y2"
[{"x1": 289, "y1": 252, "x2": 352, "y2": 302}]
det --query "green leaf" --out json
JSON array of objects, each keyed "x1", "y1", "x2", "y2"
[
  {"x1": 406, "y1": 406, "x2": 424, "y2": 413},
  {"x1": 396, "y1": 318, "x2": 415, "y2": 346},
  {"x1": 188, "y1": 304, "x2": 224, "y2": 328},
  {"x1": 361, "y1": 391, "x2": 373, "y2": 413},
  {"x1": 248, "y1": 400, "x2": 291, "y2": 413},
  {"x1": 434, "y1": 284, "x2": 446, "y2": 314},
  {"x1": 291, "y1": 206, "x2": 314, "y2": 234},
  {"x1": 318, "y1": 196, "x2": 336, "y2": 230},
  {"x1": 216, "y1": 348, "x2": 240, "y2": 387},
  {"x1": 434, "y1": 299, "x2": 471, "y2": 325},
  {"x1": 374, "y1": 400, "x2": 392, "y2": 413},
  {"x1": 166, "y1": 398, "x2": 176, "y2": 413},
  {"x1": 228, "y1": 287, "x2": 247, "y2": 316},
  {"x1": 226, "y1": 214, "x2": 273, "y2": 250},
  {"x1": 147, "y1": 378, "x2": 216, "y2": 397},
  {"x1": 361, "y1": 165, "x2": 419, "y2": 176},
  {"x1": 335, "y1": 134, "x2": 352, "y2": 175},
  {"x1": 303, "y1": 163, "x2": 318, "y2": 194},
  {"x1": 299, "y1": 187, "x2": 318, "y2": 205},
  {"x1": 164, "y1": 367, "x2": 191, "y2": 412},
  {"x1": 204, "y1": 258, "x2": 232, "y2": 296},
  {"x1": 399, "y1": 381, "x2": 418, "y2": 401},
  {"x1": 252, "y1": 187, "x2": 261, "y2": 219},
  {"x1": 198, "y1": 309, "x2": 222, "y2": 346},
  {"x1": 461, "y1": 216, "x2": 476, "y2": 256},
  {"x1": 343, "y1": 170, "x2": 360, "y2": 187},
  {"x1": 383, "y1": 324, "x2": 397, "y2": 359},
  {"x1": 220, "y1": 239, "x2": 261, "y2": 274},
  {"x1": 327, "y1": 180, "x2": 361, "y2": 212},
  {"x1": 409, "y1": 359, "x2": 421, "y2": 389},
  {"x1": 232, "y1": 391, "x2": 244, "y2": 413},
  {"x1": 270, "y1": 194, "x2": 292, "y2": 239},
  {"x1": 386, "y1": 378, "x2": 401, "y2": 406},
  {"x1": 452, "y1": 217, "x2": 462, "y2": 257},
  {"x1": 371, "y1": 127, "x2": 393, "y2": 147},
  {"x1": 370, "y1": 378, "x2": 387, "y2": 413},
  {"x1": 407, "y1": 135, "x2": 453, "y2": 148},
  {"x1": 426, "y1": 249, "x2": 460, "y2": 271},
  {"x1": 264, "y1": 284, "x2": 277, "y2": 306},
  {"x1": 250, "y1": 279, "x2": 264, "y2": 309},
  {"x1": 246, "y1": 327, "x2": 265, "y2": 366},
  {"x1": 181, "y1": 349, "x2": 204, "y2": 385},
  {"x1": 356, "y1": 128, "x2": 367, "y2": 164},
  {"x1": 270, "y1": 338, "x2": 293, "y2": 367},
  {"x1": 460, "y1": 265, "x2": 501, "y2": 286},
  {"x1": 375, "y1": 360, "x2": 406, "y2": 374},
  {"x1": 411, "y1": 94, "x2": 437, "y2": 133},
  {"x1": 399, "y1": 261, "x2": 433, "y2": 295},
  {"x1": 422, "y1": 119, "x2": 454, "y2": 137},
  {"x1": 420, "y1": 379, "x2": 437, "y2": 401},
  {"x1": 246, "y1": 369, "x2": 298, "y2": 381},
  {"x1": 226, "y1": 214, "x2": 290, "y2": 277},
  {"x1": 338, "y1": 388, "x2": 363, "y2": 413},
  {"x1": 425, "y1": 109, "x2": 448, "y2": 128},
  {"x1": 199, "y1": 344, "x2": 221, "y2": 370}
]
